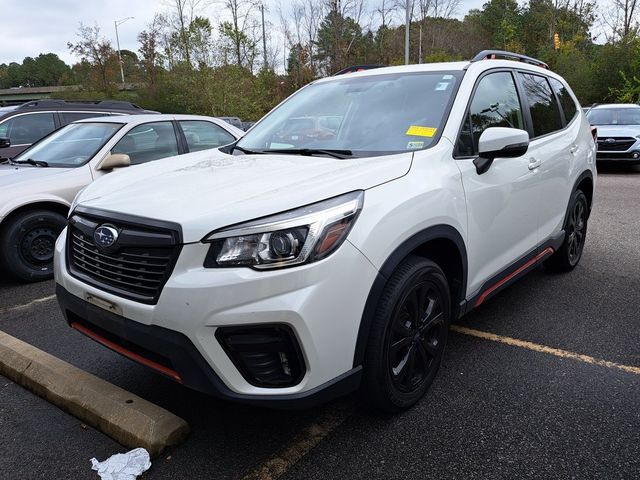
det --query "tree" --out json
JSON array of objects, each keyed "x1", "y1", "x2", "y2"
[
  {"x1": 138, "y1": 15, "x2": 165, "y2": 87},
  {"x1": 67, "y1": 24, "x2": 118, "y2": 92},
  {"x1": 220, "y1": 0, "x2": 260, "y2": 71},
  {"x1": 316, "y1": 6, "x2": 364, "y2": 74}
]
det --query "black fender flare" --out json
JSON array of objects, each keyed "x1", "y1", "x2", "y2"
[
  {"x1": 352, "y1": 224, "x2": 468, "y2": 367},
  {"x1": 564, "y1": 170, "x2": 594, "y2": 225}
]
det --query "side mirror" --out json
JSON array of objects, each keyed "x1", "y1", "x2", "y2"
[
  {"x1": 0, "y1": 137, "x2": 10, "y2": 148},
  {"x1": 100, "y1": 153, "x2": 131, "y2": 170},
  {"x1": 474, "y1": 127, "x2": 529, "y2": 175}
]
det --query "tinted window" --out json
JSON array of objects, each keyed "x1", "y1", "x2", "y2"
[
  {"x1": 0, "y1": 113, "x2": 55, "y2": 145},
  {"x1": 112, "y1": 122, "x2": 178, "y2": 165},
  {"x1": 60, "y1": 112, "x2": 109, "y2": 124},
  {"x1": 238, "y1": 71, "x2": 462, "y2": 156},
  {"x1": 13, "y1": 122, "x2": 122, "y2": 167},
  {"x1": 519, "y1": 73, "x2": 563, "y2": 137},
  {"x1": 457, "y1": 71, "x2": 524, "y2": 156},
  {"x1": 179, "y1": 121, "x2": 235, "y2": 152},
  {"x1": 549, "y1": 78, "x2": 577, "y2": 123}
]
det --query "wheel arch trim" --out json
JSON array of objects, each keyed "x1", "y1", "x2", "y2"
[{"x1": 353, "y1": 224, "x2": 468, "y2": 367}]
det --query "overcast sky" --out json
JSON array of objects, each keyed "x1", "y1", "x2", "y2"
[{"x1": 0, "y1": 0, "x2": 492, "y2": 66}]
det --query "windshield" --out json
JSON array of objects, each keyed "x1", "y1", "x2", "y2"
[
  {"x1": 237, "y1": 71, "x2": 462, "y2": 157},
  {"x1": 13, "y1": 122, "x2": 123, "y2": 167},
  {"x1": 587, "y1": 108, "x2": 640, "y2": 126}
]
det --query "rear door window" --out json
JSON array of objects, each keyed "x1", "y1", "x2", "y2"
[
  {"x1": 112, "y1": 122, "x2": 179, "y2": 165},
  {"x1": 179, "y1": 121, "x2": 236, "y2": 152},
  {"x1": 549, "y1": 78, "x2": 578, "y2": 124},
  {"x1": 0, "y1": 113, "x2": 56, "y2": 145},
  {"x1": 518, "y1": 73, "x2": 563, "y2": 137}
]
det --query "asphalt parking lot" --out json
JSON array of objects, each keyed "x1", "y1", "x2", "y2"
[{"x1": 1, "y1": 165, "x2": 639, "y2": 479}]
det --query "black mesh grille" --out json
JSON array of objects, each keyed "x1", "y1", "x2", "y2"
[
  {"x1": 67, "y1": 210, "x2": 182, "y2": 304},
  {"x1": 597, "y1": 137, "x2": 636, "y2": 152}
]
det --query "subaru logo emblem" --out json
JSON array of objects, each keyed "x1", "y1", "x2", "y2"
[
  {"x1": 94, "y1": 225, "x2": 119, "y2": 248},
  {"x1": 604, "y1": 138, "x2": 615, "y2": 144}
]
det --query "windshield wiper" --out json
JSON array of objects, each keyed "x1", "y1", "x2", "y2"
[
  {"x1": 232, "y1": 144, "x2": 264, "y2": 155},
  {"x1": 12, "y1": 158, "x2": 49, "y2": 167},
  {"x1": 263, "y1": 148, "x2": 353, "y2": 159}
]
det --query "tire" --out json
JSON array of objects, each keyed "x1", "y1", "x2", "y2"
[
  {"x1": 361, "y1": 255, "x2": 451, "y2": 413},
  {"x1": 0, "y1": 210, "x2": 67, "y2": 282},
  {"x1": 545, "y1": 190, "x2": 589, "y2": 273}
]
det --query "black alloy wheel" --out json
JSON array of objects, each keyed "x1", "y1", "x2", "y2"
[
  {"x1": 362, "y1": 256, "x2": 451, "y2": 413},
  {"x1": 567, "y1": 198, "x2": 586, "y2": 266},
  {"x1": 0, "y1": 210, "x2": 67, "y2": 282},
  {"x1": 388, "y1": 280, "x2": 446, "y2": 393},
  {"x1": 545, "y1": 190, "x2": 589, "y2": 273}
]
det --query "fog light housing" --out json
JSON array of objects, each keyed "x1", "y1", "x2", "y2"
[
  {"x1": 632, "y1": 151, "x2": 639, "y2": 159},
  {"x1": 216, "y1": 325, "x2": 305, "y2": 387}
]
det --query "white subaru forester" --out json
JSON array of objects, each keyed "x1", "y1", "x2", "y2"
[{"x1": 55, "y1": 51, "x2": 596, "y2": 412}]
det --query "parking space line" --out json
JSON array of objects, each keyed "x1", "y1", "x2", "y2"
[
  {"x1": 451, "y1": 325, "x2": 640, "y2": 375},
  {"x1": 0, "y1": 295, "x2": 56, "y2": 316},
  {"x1": 241, "y1": 403, "x2": 353, "y2": 480}
]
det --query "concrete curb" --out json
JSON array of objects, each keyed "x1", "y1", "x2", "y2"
[{"x1": 0, "y1": 330, "x2": 189, "y2": 456}]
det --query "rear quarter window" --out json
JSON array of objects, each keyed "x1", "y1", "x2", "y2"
[{"x1": 549, "y1": 78, "x2": 578, "y2": 124}]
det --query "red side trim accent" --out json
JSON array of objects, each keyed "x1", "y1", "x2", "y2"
[
  {"x1": 475, "y1": 247, "x2": 555, "y2": 307},
  {"x1": 70, "y1": 322, "x2": 182, "y2": 383}
]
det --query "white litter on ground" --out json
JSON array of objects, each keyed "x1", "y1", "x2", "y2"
[{"x1": 90, "y1": 448, "x2": 152, "y2": 480}]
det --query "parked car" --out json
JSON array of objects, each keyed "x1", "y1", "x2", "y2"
[
  {"x1": 55, "y1": 50, "x2": 595, "y2": 412},
  {"x1": 0, "y1": 99, "x2": 157, "y2": 160},
  {"x1": 0, "y1": 114, "x2": 243, "y2": 281},
  {"x1": 586, "y1": 103, "x2": 640, "y2": 164},
  {"x1": 216, "y1": 116, "x2": 244, "y2": 130}
]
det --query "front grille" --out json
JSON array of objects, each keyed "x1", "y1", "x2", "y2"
[
  {"x1": 67, "y1": 209, "x2": 182, "y2": 304},
  {"x1": 597, "y1": 137, "x2": 636, "y2": 151}
]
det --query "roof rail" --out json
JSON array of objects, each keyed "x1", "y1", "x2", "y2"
[
  {"x1": 333, "y1": 64, "x2": 386, "y2": 76},
  {"x1": 17, "y1": 99, "x2": 144, "y2": 110},
  {"x1": 470, "y1": 50, "x2": 549, "y2": 70}
]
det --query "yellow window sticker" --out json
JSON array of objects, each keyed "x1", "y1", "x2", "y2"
[{"x1": 406, "y1": 125, "x2": 437, "y2": 137}]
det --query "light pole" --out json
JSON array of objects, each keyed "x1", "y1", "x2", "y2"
[
  {"x1": 404, "y1": 0, "x2": 412, "y2": 65},
  {"x1": 114, "y1": 17, "x2": 134, "y2": 84}
]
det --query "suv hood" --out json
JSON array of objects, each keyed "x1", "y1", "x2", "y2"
[
  {"x1": 594, "y1": 125, "x2": 640, "y2": 138},
  {"x1": 77, "y1": 150, "x2": 413, "y2": 242}
]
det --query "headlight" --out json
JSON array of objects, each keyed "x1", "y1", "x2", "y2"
[{"x1": 203, "y1": 191, "x2": 364, "y2": 269}]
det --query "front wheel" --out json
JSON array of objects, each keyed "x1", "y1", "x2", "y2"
[
  {"x1": 0, "y1": 210, "x2": 67, "y2": 282},
  {"x1": 545, "y1": 190, "x2": 589, "y2": 273},
  {"x1": 361, "y1": 256, "x2": 451, "y2": 413}
]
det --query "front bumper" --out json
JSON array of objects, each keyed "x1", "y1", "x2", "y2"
[{"x1": 54, "y1": 228, "x2": 378, "y2": 406}]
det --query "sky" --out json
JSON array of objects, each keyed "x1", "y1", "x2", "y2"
[{"x1": 0, "y1": 0, "x2": 488, "y2": 66}]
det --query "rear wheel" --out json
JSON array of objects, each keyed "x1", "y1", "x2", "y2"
[
  {"x1": 361, "y1": 256, "x2": 450, "y2": 413},
  {"x1": 0, "y1": 210, "x2": 67, "y2": 282},
  {"x1": 545, "y1": 190, "x2": 589, "y2": 272}
]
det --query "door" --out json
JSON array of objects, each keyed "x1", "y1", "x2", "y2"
[
  {"x1": 455, "y1": 70, "x2": 541, "y2": 294},
  {"x1": 178, "y1": 120, "x2": 237, "y2": 152},
  {"x1": 0, "y1": 112, "x2": 56, "y2": 159},
  {"x1": 533, "y1": 76, "x2": 579, "y2": 241},
  {"x1": 110, "y1": 121, "x2": 179, "y2": 166}
]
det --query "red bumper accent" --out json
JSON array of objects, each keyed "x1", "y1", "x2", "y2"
[{"x1": 70, "y1": 321, "x2": 182, "y2": 383}]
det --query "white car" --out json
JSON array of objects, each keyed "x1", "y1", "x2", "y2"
[
  {"x1": 0, "y1": 114, "x2": 243, "y2": 281},
  {"x1": 55, "y1": 51, "x2": 596, "y2": 412}
]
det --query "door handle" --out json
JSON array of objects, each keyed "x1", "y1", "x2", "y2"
[
  {"x1": 528, "y1": 158, "x2": 541, "y2": 170},
  {"x1": 570, "y1": 144, "x2": 580, "y2": 154}
]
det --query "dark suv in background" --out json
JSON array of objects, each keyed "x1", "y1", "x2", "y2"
[{"x1": 0, "y1": 99, "x2": 157, "y2": 159}]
